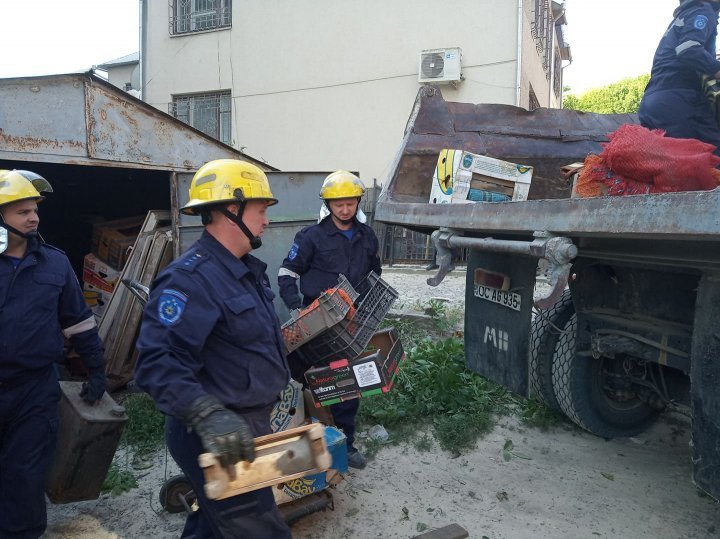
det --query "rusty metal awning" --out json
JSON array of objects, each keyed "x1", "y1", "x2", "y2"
[{"x1": 0, "y1": 72, "x2": 274, "y2": 172}]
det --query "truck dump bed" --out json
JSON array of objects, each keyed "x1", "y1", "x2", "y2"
[{"x1": 376, "y1": 87, "x2": 720, "y2": 248}]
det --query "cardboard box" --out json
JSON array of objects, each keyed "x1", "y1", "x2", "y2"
[
  {"x1": 83, "y1": 253, "x2": 121, "y2": 294},
  {"x1": 272, "y1": 426, "x2": 347, "y2": 505},
  {"x1": 270, "y1": 380, "x2": 306, "y2": 433},
  {"x1": 92, "y1": 216, "x2": 144, "y2": 269},
  {"x1": 429, "y1": 149, "x2": 463, "y2": 204},
  {"x1": 429, "y1": 149, "x2": 533, "y2": 204},
  {"x1": 83, "y1": 282, "x2": 112, "y2": 321},
  {"x1": 305, "y1": 328, "x2": 405, "y2": 407}
]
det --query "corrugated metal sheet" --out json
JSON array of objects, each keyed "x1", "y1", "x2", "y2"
[{"x1": 0, "y1": 72, "x2": 271, "y2": 172}]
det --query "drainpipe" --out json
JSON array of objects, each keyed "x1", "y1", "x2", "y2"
[
  {"x1": 139, "y1": 0, "x2": 146, "y2": 101},
  {"x1": 515, "y1": 0, "x2": 523, "y2": 106}
]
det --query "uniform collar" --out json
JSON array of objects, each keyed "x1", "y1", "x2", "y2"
[
  {"x1": 198, "y1": 230, "x2": 267, "y2": 281},
  {"x1": 319, "y1": 215, "x2": 358, "y2": 236}
]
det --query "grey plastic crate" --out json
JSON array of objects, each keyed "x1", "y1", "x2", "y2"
[{"x1": 281, "y1": 275, "x2": 359, "y2": 352}]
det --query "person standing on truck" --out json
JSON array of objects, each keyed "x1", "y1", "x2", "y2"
[
  {"x1": 278, "y1": 170, "x2": 381, "y2": 470},
  {"x1": 134, "y1": 159, "x2": 292, "y2": 538},
  {"x1": 0, "y1": 169, "x2": 106, "y2": 539},
  {"x1": 639, "y1": 0, "x2": 720, "y2": 152}
]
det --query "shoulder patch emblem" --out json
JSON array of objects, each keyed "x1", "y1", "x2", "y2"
[
  {"x1": 288, "y1": 243, "x2": 299, "y2": 261},
  {"x1": 694, "y1": 14, "x2": 708, "y2": 30},
  {"x1": 158, "y1": 289, "x2": 188, "y2": 326}
]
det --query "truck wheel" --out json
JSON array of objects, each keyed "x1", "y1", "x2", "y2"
[
  {"x1": 551, "y1": 308, "x2": 659, "y2": 439},
  {"x1": 159, "y1": 474, "x2": 196, "y2": 514},
  {"x1": 529, "y1": 289, "x2": 573, "y2": 410}
]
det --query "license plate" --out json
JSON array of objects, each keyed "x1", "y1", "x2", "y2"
[{"x1": 473, "y1": 284, "x2": 521, "y2": 311}]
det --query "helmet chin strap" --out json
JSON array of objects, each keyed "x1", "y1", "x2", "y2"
[
  {"x1": 0, "y1": 217, "x2": 37, "y2": 240},
  {"x1": 219, "y1": 206, "x2": 262, "y2": 250},
  {"x1": 326, "y1": 198, "x2": 360, "y2": 226}
]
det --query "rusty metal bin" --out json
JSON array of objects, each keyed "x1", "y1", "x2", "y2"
[{"x1": 45, "y1": 381, "x2": 127, "y2": 504}]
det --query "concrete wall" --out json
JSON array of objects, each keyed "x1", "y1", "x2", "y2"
[{"x1": 143, "y1": 0, "x2": 566, "y2": 184}]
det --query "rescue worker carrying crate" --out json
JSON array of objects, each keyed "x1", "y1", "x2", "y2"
[
  {"x1": 135, "y1": 159, "x2": 293, "y2": 539},
  {"x1": 278, "y1": 171, "x2": 382, "y2": 470}
]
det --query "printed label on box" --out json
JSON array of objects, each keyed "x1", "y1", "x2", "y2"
[{"x1": 353, "y1": 361, "x2": 381, "y2": 388}]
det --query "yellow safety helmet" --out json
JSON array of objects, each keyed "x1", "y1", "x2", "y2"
[
  {"x1": 319, "y1": 171, "x2": 365, "y2": 200},
  {"x1": 181, "y1": 159, "x2": 277, "y2": 216},
  {"x1": 0, "y1": 170, "x2": 53, "y2": 208}
]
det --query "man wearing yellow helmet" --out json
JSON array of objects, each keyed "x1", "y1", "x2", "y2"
[
  {"x1": 278, "y1": 171, "x2": 381, "y2": 470},
  {"x1": 135, "y1": 160, "x2": 292, "y2": 538},
  {"x1": 0, "y1": 170, "x2": 106, "y2": 538}
]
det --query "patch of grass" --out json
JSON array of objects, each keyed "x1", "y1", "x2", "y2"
[
  {"x1": 101, "y1": 463, "x2": 138, "y2": 496},
  {"x1": 358, "y1": 337, "x2": 511, "y2": 454},
  {"x1": 121, "y1": 393, "x2": 166, "y2": 456},
  {"x1": 518, "y1": 397, "x2": 565, "y2": 430}
]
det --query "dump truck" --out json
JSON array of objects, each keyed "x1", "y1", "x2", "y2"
[{"x1": 375, "y1": 86, "x2": 720, "y2": 500}]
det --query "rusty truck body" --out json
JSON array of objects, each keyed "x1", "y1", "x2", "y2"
[{"x1": 375, "y1": 86, "x2": 720, "y2": 499}]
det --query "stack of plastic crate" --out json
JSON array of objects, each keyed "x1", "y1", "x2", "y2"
[
  {"x1": 281, "y1": 275, "x2": 359, "y2": 353},
  {"x1": 299, "y1": 271, "x2": 399, "y2": 365}
]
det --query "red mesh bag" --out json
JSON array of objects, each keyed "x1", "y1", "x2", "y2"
[{"x1": 600, "y1": 124, "x2": 720, "y2": 192}]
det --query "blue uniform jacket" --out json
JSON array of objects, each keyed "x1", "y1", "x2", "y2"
[
  {"x1": 278, "y1": 216, "x2": 381, "y2": 309},
  {"x1": 0, "y1": 238, "x2": 103, "y2": 380},
  {"x1": 644, "y1": 1, "x2": 720, "y2": 93},
  {"x1": 135, "y1": 231, "x2": 290, "y2": 419}
]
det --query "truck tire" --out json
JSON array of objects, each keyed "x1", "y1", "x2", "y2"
[
  {"x1": 551, "y1": 306, "x2": 659, "y2": 439},
  {"x1": 528, "y1": 289, "x2": 573, "y2": 410}
]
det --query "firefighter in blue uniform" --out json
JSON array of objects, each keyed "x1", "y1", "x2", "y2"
[
  {"x1": 135, "y1": 160, "x2": 292, "y2": 539},
  {"x1": 278, "y1": 171, "x2": 381, "y2": 470},
  {"x1": 0, "y1": 170, "x2": 106, "y2": 539},
  {"x1": 639, "y1": 0, "x2": 720, "y2": 152}
]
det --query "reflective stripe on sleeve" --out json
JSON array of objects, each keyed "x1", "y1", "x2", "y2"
[
  {"x1": 676, "y1": 40, "x2": 701, "y2": 55},
  {"x1": 62, "y1": 316, "x2": 97, "y2": 338},
  {"x1": 278, "y1": 267, "x2": 300, "y2": 279}
]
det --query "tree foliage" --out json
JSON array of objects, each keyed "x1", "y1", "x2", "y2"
[{"x1": 563, "y1": 74, "x2": 650, "y2": 113}]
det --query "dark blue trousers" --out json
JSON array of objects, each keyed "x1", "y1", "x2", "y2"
[
  {"x1": 166, "y1": 410, "x2": 291, "y2": 539},
  {"x1": 330, "y1": 398, "x2": 359, "y2": 449},
  {"x1": 0, "y1": 368, "x2": 59, "y2": 539},
  {"x1": 639, "y1": 88, "x2": 720, "y2": 156}
]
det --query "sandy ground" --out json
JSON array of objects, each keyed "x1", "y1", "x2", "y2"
[{"x1": 45, "y1": 266, "x2": 720, "y2": 538}]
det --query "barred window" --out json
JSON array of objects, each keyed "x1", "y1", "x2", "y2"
[
  {"x1": 170, "y1": 91, "x2": 232, "y2": 145},
  {"x1": 170, "y1": 0, "x2": 232, "y2": 35},
  {"x1": 531, "y1": 0, "x2": 553, "y2": 80}
]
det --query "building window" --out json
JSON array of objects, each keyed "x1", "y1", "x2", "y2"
[
  {"x1": 531, "y1": 0, "x2": 553, "y2": 80},
  {"x1": 170, "y1": 0, "x2": 232, "y2": 35},
  {"x1": 170, "y1": 91, "x2": 232, "y2": 145}
]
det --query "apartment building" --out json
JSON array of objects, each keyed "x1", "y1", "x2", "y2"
[{"x1": 140, "y1": 0, "x2": 570, "y2": 183}]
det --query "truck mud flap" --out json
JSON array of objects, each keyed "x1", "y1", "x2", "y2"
[
  {"x1": 690, "y1": 271, "x2": 720, "y2": 500},
  {"x1": 464, "y1": 251, "x2": 536, "y2": 396}
]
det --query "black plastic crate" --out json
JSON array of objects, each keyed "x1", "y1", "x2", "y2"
[{"x1": 299, "y1": 271, "x2": 398, "y2": 365}]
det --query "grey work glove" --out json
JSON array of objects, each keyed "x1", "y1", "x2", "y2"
[{"x1": 184, "y1": 395, "x2": 255, "y2": 472}]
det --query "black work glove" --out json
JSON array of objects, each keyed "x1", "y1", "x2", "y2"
[
  {"x1": 78, "y1": 350, "x2": 106, "y2": 404},
  {"x1": 80, "y1": 367, "x2": 106, "y2": 405},
  {"x1": 184, "y1": 395, "x2": 255, "y2": 471},
  {"x1": 285, "y1": 296, "x2": 303, "y2": 311}
]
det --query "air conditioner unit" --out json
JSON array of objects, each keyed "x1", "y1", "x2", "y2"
[{"x1": 418, "y1": 47, "x2": 462, "y2": 84}]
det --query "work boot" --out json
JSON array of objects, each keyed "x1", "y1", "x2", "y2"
[
  {"x1": 424, "y1": 262, "x2": 439, "y2": 271},
  {"x1": 347, "y1": 448, "x2": 367, "y2": 469}
]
